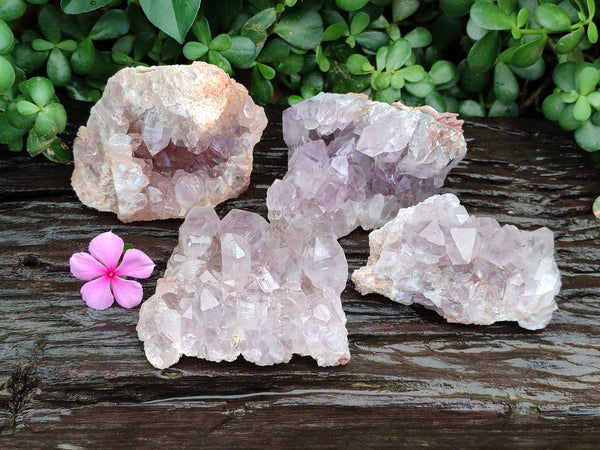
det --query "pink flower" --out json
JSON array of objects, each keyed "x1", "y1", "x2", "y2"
[{"x1": 69, "y1": 231, "x2": 155, "y2": 310}]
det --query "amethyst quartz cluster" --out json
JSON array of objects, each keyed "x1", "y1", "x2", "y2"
[{"x1": 267, "y1": 93, "x2": 467, "y2": 237}]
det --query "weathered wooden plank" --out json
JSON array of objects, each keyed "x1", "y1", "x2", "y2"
[{"x1": 1, "y1": 103, "x2": 600, "y2": 446}]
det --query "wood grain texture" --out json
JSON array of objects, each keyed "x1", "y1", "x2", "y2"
[{"x1": 1, "y1": 103, "x2": 599, "y2": 448}]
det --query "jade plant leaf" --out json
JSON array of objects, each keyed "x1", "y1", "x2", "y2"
[{"x1": 139, "y1": 0, "x2": 201, "y2": 44}]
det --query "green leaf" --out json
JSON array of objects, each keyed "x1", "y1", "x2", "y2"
[
  {"x1": 71, "y1": 38, "x2": 96, "y2": 75},
  {"x1": 511, "y1": 35, "x2": 546, "y2": 68},
  {"x1": 347, "y1": 54, "x2": 373, "y2": 75},
  {"x1": 488, "y1": 99, "x2": 518, "y2": 117},
  {"x1": 61, "y1": 0, "x2": 112, "y2": 14},
  {"x1": 0, "y1": 54, "x2": 13, "y2": 94},
  {"x1": 46, "y1": 48, "x2": 71, "y2": 87},
  {"x1": 335, "y1": 0, "x2": 369, "y2": 11},
  {"x1": 273, "y1": 53, "x2": 305, "y2": 74},
  {"x1": 440, "y1": 0, "x2": 473, "y2": 17},
  {"x1": 405, "y1": 72, "x2": 435, "y2": 98},
  {"x1": 139, "y1": 0, "x2": 201, "y2": 44},
  {"x1": 6, "y1": 99, "x2": 34, "y2": 129},
  {"x1": 183, "y1": 42, "x2": 208, "y2": 60},
  {"x1": 578, "y1": 66, "x2": 600, "y2": 96},
  {"x1": 373, "y1": 86, "x2": 400, "y2": 103},
  {"x1": 210, "y1": 34, "x2": 231, "y2": 52},
  {"x1": 587, "y1": 91, "x2": 600, "y2": 109},
  {"x1": 573, "y1": 95, "x2": 592, "y2": 121},
  {"x1": 497, "y1": 0, "x2": 517, "y2": 15},
  {"x1": 558, "y1": 104, "x2": 583, "y2": 130},
  {"x1": 574, "y1": 119, "x2": 600, "y2": 151},
  {"x1": 315, "y1": 44, "x2": 330, "y2": 72},
  {"x1": 373, "y1": 71, "x2": 391, "y2": 90},
  {"x1": 208, "y1": 50, "x2": 232, "y2": 75},
  {"x1": 38, "y1": 5, "x2": 62, "y2": 44},
  {"x1": 355, "y1": 31, "x2": 389, "y2": 53},
  {"x1": 534, "y1": 3, "x2": 572, "y2": 32},
  {"x1": 470, "y1": 2, "x2": 514, "y2": 30},
  {"x1": 57, "y1": 39, "x2": 77, "y2": 52},
  {"x1": 553, "y1": 62, "x2": 576, "y2": 92},
  {"x1": 220, "y1": 36, "x2": 256, "y2": 67},
  {"x1": 350, "y1": 12, "x2": 370, "y2": 36},
  {"x1": 192, "y1": 17, "x2": 211, "y2": 44},
  {"x1": 425, "y1": 91, "x2": 447, "y2": 112},
  {"x1": 34, "y1": 103, "x2": 67, "y2": 137},
  {"x1": 258, "y1": 38, "x2": 290, "y2": 63},
  {"x1": 375, "y1": 46, "x2": 387, "y2": 72},
  {"x1": 64, "y1": 77, "x2": 101, "y2": 102},
  {"x1": 0, "y1": 0, "x2": 27, "y2": 22},
  {"x1": 27, "y1": 129, "x2": 56, "y2": 156},
  {"x1": 467, "y1": 31, "x2": 499, "y2": 72},
  {"x1": 241, "y1": 8, "x2": 277, "y2": 45},
  {"x1": 516, "y1": 7, "x2": 528, "y2": 28},
  {"x1": 385, "y1": 38, "x2": 411, "y2": 71},
  {"x1": 20, "y1": 76, "x2": 54, "y2": 107},
  {"x1": 493, "y1": 61, "x2": 519, "y2": 103},
  {"x1": 510, "y1": 57, "x2": 545, "y2": 81},
  {"x1": 0, "y1": 19, "x2": 14, "y2": 55},
  {"x1": 561, "y1": 90, "x2": 579, "y2": 104},
  {"x1": 392, "y1": 0, "x2": 420, "y2": 22},
  {"x1": 458, "y1": 99, "x2": 485, "y2": 117},
  {"x1": 0, "y1": 114, "x2": 26, "y2": 147},
  {"x1": 555, "y1": 27, "x2": 585, "y2": 54},
  {"x1": 542, "y1": 92, "x2": 566, "y2": 121},
  {"x1": 16, "y1": 100, "x2": 39, "y2": 116},
  {"x1": 404, "y1": 27, "x2": 432, "y2": 48},
  {"x1": 257, "y1": 62, "x2": 275, "y2": 80},
  {"x1": 390, "y1": 71, "x2": 404, "y2": 89},
  {"x1": 323, "y1": 23, "x2": 348, "y2": 41},
  {"x1": 400, "y1": 64, "x2": 425, "y2": 82},
  {"x1": 90, "y1": 10, "x2": 131, "y2": 40},
  {"x1": 274, "y1": 10, "x2": 324, "y2": 50},
  {"x1": 31, "y1": 39, "x2": 55, "y2": 52},
  {"x1": 588, "y1": 22, "x2": 599, "y2": 44},
  {"x1": 430, "y1": 60, "x2": 456, "y2": 85},
  {"x1": 249, "y1": 66, "x2": 273, "y2": 103},
  {"x1": 43, "y1": 138, "x2": 70, "y2": 163}
]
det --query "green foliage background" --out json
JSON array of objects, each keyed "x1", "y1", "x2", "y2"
[{"x1": 0, "y1": 0, "x2": 598, "y2": 163}]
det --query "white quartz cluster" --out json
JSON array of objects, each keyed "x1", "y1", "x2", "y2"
[
  {"x1": 137, "y1": 206, "x2": 350, "y2": 368},
  {"x1": 71, "y1": 62, "x2": 267, "y2": 222},
  {"x1": 352, "y1": 194, "x2": 561, "y2": 330}
]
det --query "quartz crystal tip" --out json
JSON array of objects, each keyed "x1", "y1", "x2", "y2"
[{"x1": 352, "y1": 194, "x2": 561, "y2": 330}]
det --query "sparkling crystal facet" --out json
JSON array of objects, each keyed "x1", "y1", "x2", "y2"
[{"x1": 352, "y1": 194, "x2": 561, "y2": 330}]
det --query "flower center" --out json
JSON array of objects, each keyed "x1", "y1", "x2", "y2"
[{"x1": 108, "y1": 271, "x2": 114, "y2": 278}]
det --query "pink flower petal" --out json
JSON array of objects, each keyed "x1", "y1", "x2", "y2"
[
  {"x1": 80, "y1": 276, "x2": 114, "y2": 310},
  {"x1": 88, "y1": 231, "x2": 124, "y2": 271},
  {"x1": 111, "y1": 277, "x2": 143, "y2": 309},
  {"x1": 70, "y1": 252, "x2": 107, "y2": 281},
  {"x1": 115, "y1": 249, "x2": 155, "y2": 279}
]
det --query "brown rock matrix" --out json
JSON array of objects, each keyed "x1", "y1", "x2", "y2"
[{"x1": 71, "y1": 62, "x2": 267, "y2": 222}]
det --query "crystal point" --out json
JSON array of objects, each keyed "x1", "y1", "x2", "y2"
[{"x1": 352, "y1": 194, "x2": 561, "y2": 330}]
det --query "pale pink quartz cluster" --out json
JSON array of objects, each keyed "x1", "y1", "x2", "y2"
[
  {"x1": 267, "y1": 93, "x2": 467, "y2": 238},
  {"x1": 137, "y1": 206, "x2": 350, "y2": 368},
  {"x1": 71, "y1": 62, "x2": 267, "y2": 222},
  {"x1": 352, "y1": 194, "x2": 561, "y2": 330}
]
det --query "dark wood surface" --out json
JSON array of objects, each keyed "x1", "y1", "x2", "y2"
[{"x1": 1, "y1": 103, "x2": 599, "y2": 448}]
